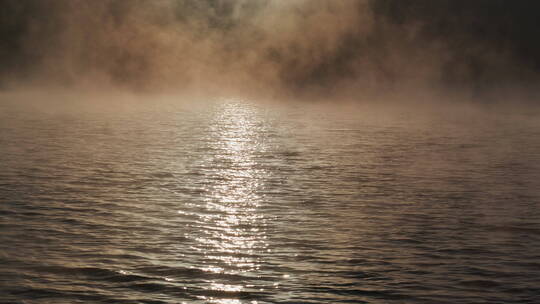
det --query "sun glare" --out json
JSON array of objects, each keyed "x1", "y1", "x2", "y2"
[{"x1": 193, "y1": 100, "x2": 270, "y2": 299}]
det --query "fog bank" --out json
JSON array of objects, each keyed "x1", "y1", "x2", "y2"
[{"x1": 1, "y1": 0, "x2": 539, "y2": 103}]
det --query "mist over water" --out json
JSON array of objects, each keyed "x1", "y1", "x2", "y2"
[
  {"x1": 1, "y1": 0, "x2": 539, "y2": 100},
  {"x1": 2, "y1": 1, "x2": 540, "y2": 303}
]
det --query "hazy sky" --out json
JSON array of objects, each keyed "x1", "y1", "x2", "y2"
[{"x1": 1, "y1": 0, "x2": 539, "y2": 101}]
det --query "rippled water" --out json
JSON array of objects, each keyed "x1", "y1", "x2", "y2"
[{"x1": 1, "y1": 98, "x2": 540, "y2": 303}]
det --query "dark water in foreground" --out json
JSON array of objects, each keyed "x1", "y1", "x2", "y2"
[{"x1": 1, "y1": 98, "x2": 540, "y2": 303}]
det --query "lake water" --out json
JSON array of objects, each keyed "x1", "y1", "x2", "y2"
[{"x1": 1, "y1": 97, "x2": 540, "y2": 303}]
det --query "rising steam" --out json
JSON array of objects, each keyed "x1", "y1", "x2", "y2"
[{"x1": 1, "y1": 0, "x2": 539, "y2": 102}]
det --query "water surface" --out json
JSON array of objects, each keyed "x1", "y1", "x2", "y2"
[{"x1": 1, "y1": 99, "x2": 540, "y2": 303}]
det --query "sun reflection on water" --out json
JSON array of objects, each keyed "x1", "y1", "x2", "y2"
[{"x1": 195, "y1": 100, "x2": 269, "y2": 302}]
